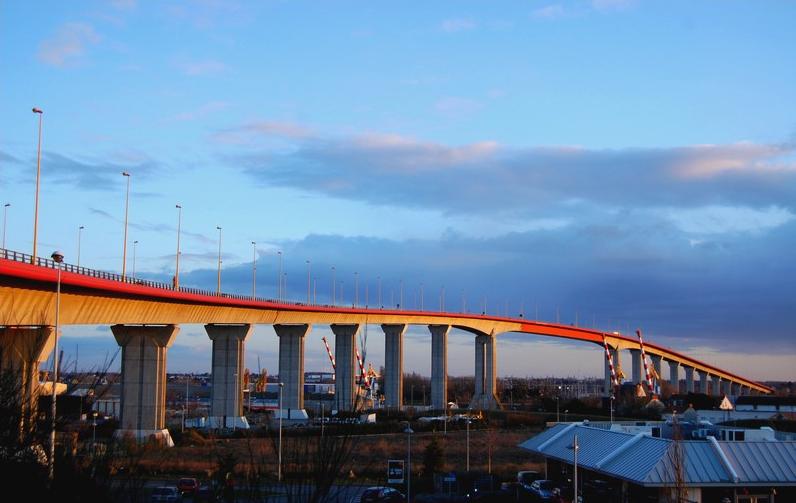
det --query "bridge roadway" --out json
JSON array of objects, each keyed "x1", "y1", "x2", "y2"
[{"x1": 0, "y1": 249, "x2": 771, "y2": 444}]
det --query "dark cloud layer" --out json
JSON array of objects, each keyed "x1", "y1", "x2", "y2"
[
  {"x1": 171, "y1": 215, "x2": 796, "y2": 355},
  {"x1": 232, "y1": 133, "x2": 796, "y2": 215}
]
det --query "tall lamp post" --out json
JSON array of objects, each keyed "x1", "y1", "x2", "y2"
[
  {"x1": 132, "y1": 240, "x2": 138, "y2": 278},
  {"x1": 121, "y1": 172, "x2": 131, "y2": 279},
  {"x1": 175, "y1": 204, "x2": 182, "y2": 290},
  {"x1": 31, "y1": 107, "x2": 43, "y2": 264},
  {"x1": 405, "y1": 423, "x2": 414, "y2": 501},
  {"x1": 49, "y1": 250, "x2": 64, "y2": 481},
  {"x1": 466, "y1": 415, "x2": 471, "y2": 472},
  {"x1": 306, "y1": 260, "x2": 311, "y2": 304},
  {"x1": 251, "y1": 242, "x2": 257, "y2": 299},
  {"x1": 216, "y1": 226, "x2": 222, "y2": 295},
  {"x1": 354, "y1": 271, "x2": 359, "y2": 307},
  {"x1": 3, "y1": 203, "x2": 11, "y2": 251},
  {"x1": 278, "y1": 382, "x2": 284, "y2": 482},
  {"x1": 277, "y1": 251, "x2": 283, "y2": 300},
  {"x1": 77, "y1": 225, "x2": 84, "y2": 268}
]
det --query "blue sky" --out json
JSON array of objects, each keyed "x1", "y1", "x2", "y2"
[{"x1": 2, "y1": 0, "x2": 795, "y2": 380}]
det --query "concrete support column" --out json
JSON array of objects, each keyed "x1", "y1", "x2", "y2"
[
  {"x1": 112, "y1": 324, "x2": 178, "y2": 445},
  {"x1": 683, "y1": 366, "x2": 695, "y2": 393},
  {"x1": 604, "y1": 346, "x2": 619, "y2": 396},
  {"x1": 472, "y1": 334, "x2": 500, "y2": 410},
  {"x1": 331, "y1": 324, "x2": 359, "y2": 412},
  {"x1": 740, "y1": 386, "x2": 749, "y2": 396},
  {"x1": 698, "y1": 371, "x2": 709, "y2": 394},
  {"x1": 721, "y1": 380, "x2": 731, "y2": 396},
  {"x1": 382, "y1": 324, "x2": 406, "y2": 409},
  {"x1": 630, "y1": 349, "x2": 642, "y2": 384},
  {"x1": 731, "y1": 383, "x2": 741, "y2": 396},
  {"x1": 205, "y1": 324, "x2": 252, "y2": 429},
  {"x1": 650, "y1": 354, "x2": 663, "y2": 393},
  {"x1": 275, "y1": 324, "x2": 310, "y2": 420},
  {"x1": 668, "y1": 360, "x2": 680, "y2": 392},
  {"x1": 429, "y1": 325, "x2": 450, "y2": 410},
  {"x1": 0, "y1": 326, "x2": 55, "y2": 435},
  {"x1": 711, "y1": 375, "x2": 722, "y2": 397}
]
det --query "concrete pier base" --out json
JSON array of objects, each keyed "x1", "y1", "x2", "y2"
[
  {"x1": 206, "y1": 324, "x2": 252, "y2": 429},
  {"x1": 712, "y1": 375, "x2": 722, "y2": 397},
  {"x1": 471, "y1": 333, "x2": 500, "y2": 410},
  {"x1": 382, "y1": 324, "x2": 406, "y2": 409},
  {"x1": 699, "y1": 371, "x2": 709, "y2": 395},
  {"x1": 668, "y1": 360, "x2": 680, "y2": 392},
  {"x1": 429, "y1": 325, "x2": 450, "y2": 410},
  {"x1": 331, "y1": 324, "x2": 359, "y2": 412},
  {"x1": 683, "y1": 366, "x2": 695, "y2": 393},
  {"x1": 0, "y1": 325, "x2": 55, "y2": 435},
  {"x1": 721, "y1": 380, "x2": 731, "y2": 397},
  {"x1": 275, "y1": 324, "x2": 310, "y2": 420},
  {"x1": 112, "y1": 324, "x2": 179, "y2": 445},
  {"x1": 630, "y1": 349, "x2": 642, "y2": 385}
]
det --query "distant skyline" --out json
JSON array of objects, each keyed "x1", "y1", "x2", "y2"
[{"x1": 2, "y1": 1, "x2": 795, "y2": 380}]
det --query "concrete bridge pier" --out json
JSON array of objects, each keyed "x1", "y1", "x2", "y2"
[
  {"x1": 205, "y1": 324, "x2": 252, "y2": 429},
  {"x1": 604, "y1": 345, "x2": 619, "y2": 396},
  {"x1": 683, "y1": 365, "x2": 695, "y2": 393},
  {"x1": 472, "y1": 333, "x2": 500, "y2": 410},
  {"x1": 649, "y1": 354, "x2": 662, "y2": 393},
  {"x1": 275, "y1": 324, "x2": 310, "y2": 420},
  {"x1": 331, "y1": 324, "x2": 359, "y2": 412},
  {"x1": 698, "y1": 371, "x2": 709, "y2": 394},
  {"x1": 711, "y1": 375, "x2": 722, "y2": 396},
  {"x1": 429, "y1": 325, "x2": 450, "y2": 410},
  {"x1": 111, "y1": 324, "x2": 179, "y2": 445},
  {"x1": 630, "y1": 349, "x2": 642, "y2": 384},
  {"x1": 0, "y1": 325, "x2": 55, "y2": 434},
  {"x1": 731, "y1": 383, "x2": 741, "y2": 396},
  {"x1": 668, "y1": 360, "x2": 680, "y2": 392},
  {"x1": 382, "y1": 324, "x2": 406, "y2": 409},
  {"x1": 721, "y1": 380, "x2": 731, "y2": 397}
]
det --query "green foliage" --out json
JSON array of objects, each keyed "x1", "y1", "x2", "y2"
[{"x1": 422, "y1": 435, "x2": 445, "y2": 476}]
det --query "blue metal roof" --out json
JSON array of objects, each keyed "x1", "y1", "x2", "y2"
[{"x1": 519, "y1": 424, "x2": 796, "y2": 487}]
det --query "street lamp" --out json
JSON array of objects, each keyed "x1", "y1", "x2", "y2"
[
  {"x1": 277, "y1": 251, "x2": 283, "y2": 300},
  {"x1": 252, "y1": 242, "x2": 257, "y2": 299},
  {"x1": 49, "y1": 249, "x2": 64, "y2": 481},
  {"x1": 404, "y1": 423, "x2": 414, "y2": 501},
  {"x1": 77, "y1": 226, "x2": 84, "y2": 268},
  {"x1": 2, "y1": 203, "x2": 10, "y2": 251},
  {"x1": 306, "y1": 260, "x2": 311, "y2": 304},
  {"x1": 440, "y1": 286, "x2": 445, "y2": 312},
  {"x1": 175, "y1": 204, "x2": 182, "y2": 290},
  {"x1": 216, "y1": 226, "x2": 222, "y2": 295},
  {"x1": 610, "y1": 394, "x2": 615, "y2": 424},
  {"x1": 354, "y1": 271, "x2": 359, "y2": 307},
  {"x1": 278, "y1": 382, "x2": 284, "y2": 482},
  {"x1": 556, "y1": 386, "x2": 562, "y2": 422},
  {"x1": 121, "y1": 172, "x2": 131, "y2": 279},
  {"x1": 377, "y1": 275, "x2": 382, "y2": 308},
  {"x1": 571, "y1": 433, "x2": 580, "y2": 502},
  {"x1": 31, "y1": 107, "x2": 43, "y2": 264},
  {"x1": 420, "y1": 283, "x2": 424, "y2": 310},
  {"x1": 91, "y1": 411, "x2": 98, "y2": 448},
  {"x1": 132, "y1": 240, "x2": 138, "y2": 278},
  {"x1": 331, "y1": 265, "x2": 336, "y2": 305}
]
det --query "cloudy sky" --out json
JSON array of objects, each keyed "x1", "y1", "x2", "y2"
[{"x1": 2, "y1": 1, "x2": 795, "y2": 381}]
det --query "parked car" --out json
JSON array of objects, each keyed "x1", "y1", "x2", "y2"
[
  {"x1": 527, "y1": 480, "x2": 558, "y2": 502},
  {"x1": 150, "y1": 486, "x2": 180, "y2": 502},
  {"x1": 178, "y1": 477, "x2": 199, "y2": 496},
  {"x1": 517, "y1": 470, "x2": 543, "y2": 488},
  {"x1": 360, "y1": 486, "x2": 406, "y2": 502}
]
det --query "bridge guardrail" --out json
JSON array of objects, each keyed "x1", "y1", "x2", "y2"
[{"x1": 1, "y1": 247, "x2": 346, "y2": 310}]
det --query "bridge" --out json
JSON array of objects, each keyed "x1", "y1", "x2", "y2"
[{"x1": 0, "y1": 248, "x2": 772, "y2": 444}]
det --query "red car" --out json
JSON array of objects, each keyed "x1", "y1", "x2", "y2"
[{"x1": 177, "y1": 477, "x2": 199, "y2": 496}]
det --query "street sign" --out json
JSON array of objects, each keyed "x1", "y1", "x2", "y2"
[{"x1": 387, "y1": 459, "x2": 405, "y2": 484}]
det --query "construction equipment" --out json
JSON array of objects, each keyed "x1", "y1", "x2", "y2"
[
  {"x1": 602, "y1": 336, "x2": 620, "y2": 391},
  {"x1": 636, "y1": 329, "x2": 655, "y2": 393}
]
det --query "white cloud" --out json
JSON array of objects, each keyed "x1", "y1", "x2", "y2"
[
  {"x1": 37, "y1": 23, "x2": 100, "y2": 67},
  {"x1": 532, "y1": 4, "x2": 566, "y2": 19},
  {"x1": 663, "y1": 205, "x2": 794, "y2": 235},
  {"x1": 212, "y1": 120, "x2": 315, "y2": 144},
  {"x1": 441, "y1": 18, "x2": 476, "y2": 33},
  {"x1": 178, "y1": 59, "x2": 227, "y2": 76}
]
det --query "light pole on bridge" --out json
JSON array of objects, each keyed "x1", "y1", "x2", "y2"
[
  {"x1": 132, "y1": 240, "x2": 138, "y2": 278},
  {"x1": 121, "y1": 171, "x2": 131, "y2": 279},
  {"x1": 31, "y1": 107, "x2": 43, "y2": 264},
  {"x1": 252, "y1": 242, "x2": 257, "y2": 299},
  {"x1": 2, "y1": 203, "x2": 9, "y2": 251},
  {"x1": 216, "y1": 226, "x2": 222, "y2": 295},
  {"x1": 49, "y1": 250, "x2": 64, "y2": 482},
  {"x1": 77, "y1": 225, "x2": 84, "y2": 268},
  {"x1": 175, "y1": 204, "x2": 182, "y2": 290},
  {"x1": 306, "y1": 260, "x2": 311, "y2": 304}
]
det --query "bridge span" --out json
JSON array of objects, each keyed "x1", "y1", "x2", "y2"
[{"x1": 0, "y1": 249, "x2": 771, "y2": 444}]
